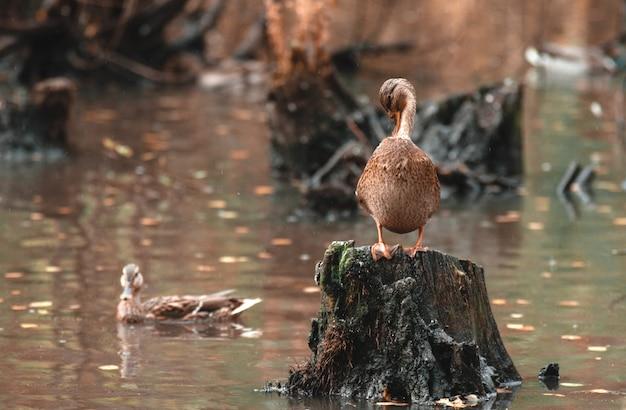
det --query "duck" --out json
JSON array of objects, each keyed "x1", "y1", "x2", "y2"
[
  {"x1": 355, "y1": 78, "x2": 440, "y2": 261},
  {"x1": 525, "y1": 43, "x2": 616, "y2": 78},
  {"x1": 116, "y1": 263, "x2": 262, "y2": 324}
]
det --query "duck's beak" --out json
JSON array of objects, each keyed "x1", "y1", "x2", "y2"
[{"x1": 120, "y1": 286, "x2": 133, "y2": 301}]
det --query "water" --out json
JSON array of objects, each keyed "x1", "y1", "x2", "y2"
[{"x1": 0, "y1": 72, "x2": 625, "y2": 409}]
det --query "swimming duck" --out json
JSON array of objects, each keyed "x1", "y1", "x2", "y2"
[
  {"x1": 116, "y1": 264, "x2": 262, "y2": 324},
  {"x1": 355, "y1": 78, "x2": 440, "y2": 261}
]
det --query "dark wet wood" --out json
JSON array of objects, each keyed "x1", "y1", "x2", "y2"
[
  {"x1": 287, "y1": 241, "x2": 521, "y2": 405},
  {"x1": 277, "y1": 80, "x2": 524, "y2": 215},
  {"x1": 0, "y1": 0, "x2": 231, "y2": 85},
  {"x1": 0, "y1": 77, "x2": 75, "y2": 157}
]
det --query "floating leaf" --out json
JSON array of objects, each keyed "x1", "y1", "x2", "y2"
[
  {"x1": 217, "y1": 210, "x2": 238, "y2": 219},
  {"x1": 241, "y1": 330, "x2": 263, "y2": 338},
  {"x1": 613, "y1": 217, "x2": 626, "y2": 226},
  {"x1": 587, "y1": 346, "x2": 608, "y2": 352},
  {"x1": 299, "y1": 254, "x2": 310, "y2": 261},
  {"x1": 561, "y1": 335, "x2": 582, "y2": 341},
  {"x1": 208, "y1": 200, "x2": 227, "y2": 209},
  {"x1": 45, "y1": 266, "x2": 61, "y2": 273},
  {"x1": 254, "y1": 185, "x2": 274, "y2": 196},
  {"x1": 271, "y1": 238, "x2": 293, "y2": 246},
  {"x1": 102, "y1": 137, "x2": 133, "y2": 158},
  {"x1": 527, "y1": 222, "x2": 544, "y2": 231},
  {"x1": 29, "y1": 301, "x2": 52, "y2": 308},
  {"x1": 196, "y1": 265, "x2": 215, "y2": 272},
  {"x1": 559, "y1": 300, "x2": 580, "y2": 307},
  {"x1": 30, "y1": 212, "x2": 44, "y2": 221},
  {"x1": 506, "y1": 323, "x2": 535, "y2": 331},
  {"x1": 235, "y1": 226, "x2": 250, "y2": 234},
  {"x1": 561, "y1": 383, "x2": 584, "y2": 387},
  {"x1": 98, "y1": 365, "x2": 119, "y2": 371},
  {"x1": 68, "y1": 304, "x2": 81, "y2": 310},
  {"x1": 215, "y1": 125, "x2": 229, "y2": 136},
  {"x1": 303, "y1": 286, "x2": 320, "y2": 294},
  {"x1": 5, "y1": 272, "x2": 23, "y2": 279},
  {"x1": 570, "y1": 260, "x2": 586, "y2": 268},
  {"x1": 140, "y1": 238, "x2": 152, "y2": 247},
  {"x1": 11, "y1": 305, "x2": 27, "y2": 311},
  {"x1": 11, "y1": 290, "x2": 21, "y2": 296},
  {"x1": 516, "y1": 299, "x2": 530, "y2": 305},
  {"x1": 229, "y1": 149, "x2": 250, "y2": 160},
  {"x1": 435, "y1": 397, "x2": 467, "y2": 408},
  {"x1": 20, "y1": 323, "x2": 39, "y2": 329},
  {"x1": 257, "y1": 251, "x2": 273, "y2": 260},
  {"x1": 495, "y1": 211, "x2": 520, "y2": 223},
  {"x1": 376, "y1": 402, "x2": 409, "y2": 407},
  {"x1": 491, "y1": 299, "x2": 507, "y2": 305},
  {"x1": 140, "y1": 217, "x2": 161, "y2": 227},
  {"x1": 589, "y1": 389, "x2": 610, "y2": 394},
  {"x1": 192, "y1": 170, "x2": 207, "y2": 179},
  {"x1": 541, "y1": 271, "x2": 552, "y2": 278},
  {"x1": 56, "y1": 206, "x2": 73, "y2": 215},
  {"x1": 231, "y1": 109, "x2": 254, "y2": 121},
  {"x1": 219, "y1": 256, "x2": 249, "y2": 264},
  {"x1": 542, "y1": 393, "x2": 565, "y2": 397},
  {"x1": 510, "y1": 313, "x2": 523, "y2": 319}
]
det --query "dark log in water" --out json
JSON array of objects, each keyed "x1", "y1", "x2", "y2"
[
  {"x1": 287, "y1": 241, "x2": 521, "y2": 405},
  {"x1": 415, "y1": 80, "x2": 523, "y2": 197},
  {"x1": 266, "y1": 49, "x2": 381, "y2": 180},
  {"x1": 0, "y1": 0, "x2": 229, "y2": 85},
  {"x1": 0, "y1": 77, "x2": 75, "y2": 159},
  {"x1": 268, "y1": 79, "x2": 523, "y2": 215}
]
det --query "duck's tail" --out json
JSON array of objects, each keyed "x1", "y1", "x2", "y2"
[
  {"x1": 208, "y1": 289, "x2": 236, "y2": 298},
  {"x1": 231, "y1": 298, "x2": 262, "y2": 317}
]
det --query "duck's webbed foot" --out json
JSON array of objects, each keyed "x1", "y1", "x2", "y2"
[
  {"x1": 405, "y1": 226, "x2": 426, "y2": 258},
  {"x1": 404, "y1": 245, "x2": 427, "y2": 258},
  {"x1": 371, "y1": 242, "x2": 400, "y2": 261}
]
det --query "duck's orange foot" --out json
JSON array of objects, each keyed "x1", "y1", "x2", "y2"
[
  {"x1": 404, "y1": 245, "x2": 428, "y2": 258},
  {"x1": 371, "y1": 242, "x2": 400, "y2": 262}
]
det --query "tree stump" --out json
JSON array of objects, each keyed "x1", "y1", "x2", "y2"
[
  {"x1": 287, "y1": 241, "x2": 521, "y2": 405},
  {"x1": 1, "y1": 77, "x2": 75, "y2": 159}
]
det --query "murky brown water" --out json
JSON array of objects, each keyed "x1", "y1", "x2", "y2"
[
  {"x1": 1, "y1": 72, "x2": 625, "y2": 409},
  {"x1": 2, "y1": 1, "x2": 626, "y2": 406}
]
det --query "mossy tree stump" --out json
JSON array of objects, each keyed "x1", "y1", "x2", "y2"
[{"x1": 287, "y1": 241, "x2": 520, "y2": 405}]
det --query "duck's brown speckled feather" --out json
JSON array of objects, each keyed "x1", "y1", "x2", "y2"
[
  {"x1": 142, "y1": 295, "x2": 243, "y2": 321},
  {"x1": 356, "y1": 137, "x2": 440, "y2": 234}
]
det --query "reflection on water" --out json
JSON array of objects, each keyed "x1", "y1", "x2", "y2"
[
  {"x1": 1, "y1": 37, "x2": 626, "y2": 410},
  {"x1": 0, "y1": 74, "x2": 623, "y2": 409}
]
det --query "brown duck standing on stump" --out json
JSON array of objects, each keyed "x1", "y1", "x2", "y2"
[
  {"x1": 356, "y1": 78, "x2": 440, "y2": 261},
  {"x1": 116, "y1": 264, "x2": 262, "y2": 324}
]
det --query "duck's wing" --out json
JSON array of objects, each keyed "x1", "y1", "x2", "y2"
[{"x1": 142, "y1": 295, "x2": 260, "y2": 321}]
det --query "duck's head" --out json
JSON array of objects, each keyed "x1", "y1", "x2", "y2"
[
  {"x1": 379, "y1": 78, "x2": 416, "y2": 138},
  {"x1": 117, "y1": 264, "x2": 145, "y2": 323},
  {"x1": 119, "y1": 263, "x2": 144, "y2": 302}
]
